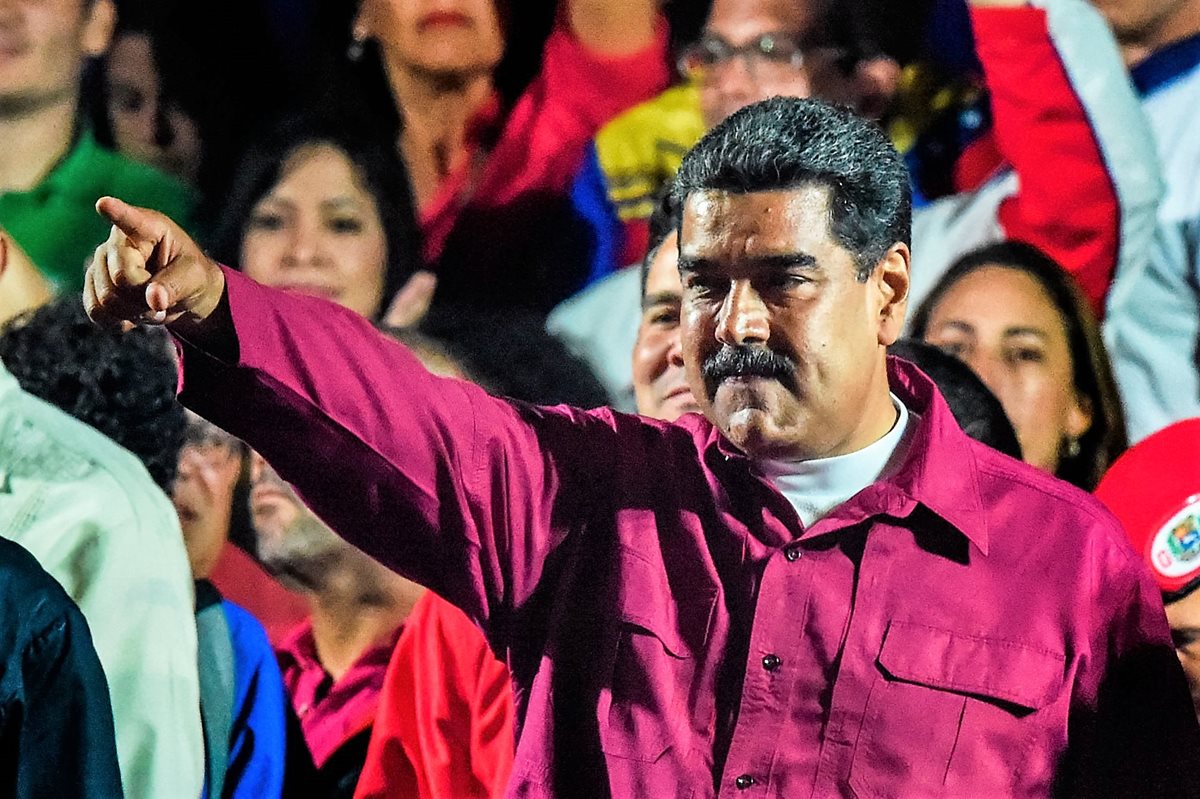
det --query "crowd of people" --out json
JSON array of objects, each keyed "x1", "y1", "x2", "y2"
[{"x1": 2, "y1": 0, "x2": 1200, "y2": 795}]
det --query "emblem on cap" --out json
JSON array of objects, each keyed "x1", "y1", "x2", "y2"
[{"x1": 1150, "y1": 498, "x2": 1200, "y2": 579}]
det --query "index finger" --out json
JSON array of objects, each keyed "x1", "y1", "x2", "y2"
[{"x1": 96, "y1": 197, "x2": 165, "y2": 260}]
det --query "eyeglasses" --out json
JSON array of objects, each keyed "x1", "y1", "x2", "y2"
[{"x1": 677, "y1": 32, "x2": 840, "y2": 81}]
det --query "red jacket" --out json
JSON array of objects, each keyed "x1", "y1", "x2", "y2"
[{"x1": 353, "y1": 591, "x2": 513, "y2": 799}]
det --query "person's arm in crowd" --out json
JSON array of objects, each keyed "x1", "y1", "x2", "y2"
[
  {"x1": 16, "y1": 600, "x2": 125, "y2": 798},
  {"x1": 1103, "y1": 223, "x2": 1200, "y2": 442},
  {"x1": 85, "y1": 198, "x2": 622, "y2": 641},
  {"x1": 567, "y1": 0, "x2": 660, "y2": 56},
  {"x1": 909, "y1": 0, "x2": 1161, "y2": 317},
  {"x1": 982, "y1": 0, "x2": 1161, "y2": 317},
  {"x1": 1056, "y1": 561, "x2": 1200, "y2": 796},
  {"x1": 212, "y1": 602, "x2": 287, "y2": 799}
]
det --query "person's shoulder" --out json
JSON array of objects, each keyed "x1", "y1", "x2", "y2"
[
  {"x1": 0, "y1": 537, "x2": 81, "y2": 630},
  {"x1": 71, "y1": 138, "x2": 197, "y2": 221},
  {"x1": 968, "y1": 440, "x2": 1139, "y2": 573},
  {"x1": 594, "y1": 84, "x2": 704, "y2": 168}
]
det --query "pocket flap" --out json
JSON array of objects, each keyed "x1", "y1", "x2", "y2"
[
  {"x1": 616, "y1": 546, "x2": 715, "y2": 658},
  {"x1": 878, "y1": 620, "x2": 1066, "y2": 711}
]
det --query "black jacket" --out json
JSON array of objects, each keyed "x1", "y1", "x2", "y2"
[{"x1": 0, "y1": 537, "x2": 123, "y2": 797}]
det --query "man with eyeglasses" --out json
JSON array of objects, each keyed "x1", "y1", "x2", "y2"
[{"x1": 552, "y1": 0, "x2": 1159, "y2": 413}]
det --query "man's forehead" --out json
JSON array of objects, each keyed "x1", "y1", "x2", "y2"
[
  {"x1": 680, "y1": 187, "x2": 834, "y2": 253},
  {"x1": 705, "y1": 0, "x2": 826, "y2": 38}
]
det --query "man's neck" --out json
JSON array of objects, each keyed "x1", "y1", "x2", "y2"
[
  {"x1": 0, "y1": 97, "x2": 78, "y2": 194},
  {"x1": 383, "y1": 61, "x2": 494, "y2": 208},
  {"x1": 306, "y1": 557, "x2": 423, "y2": 682}
]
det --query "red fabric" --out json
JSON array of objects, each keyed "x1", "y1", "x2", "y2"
[
  {"x1": 176, "y1": 269, "x2": 1200, "y2": 797},
  {"x1": 277, "y1": 621, "x2": 400, "y2": 768},
  {"x1": 208, "y1": 543, "x2": 309, "y2": 646},
  {"x1": 953, "y1": 130, "x2": 1005, "y2": 195},
  {"x1": 353, "y1": 592, "x2": 514, "y2": 799},
  {"x1": 420, "y1": 20, "x2": 669, "y2": 264},
  {"x1": 971, "y1": 6, "x2": 1119, "y2": 318}
]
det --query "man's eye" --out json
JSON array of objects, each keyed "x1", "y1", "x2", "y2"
[
  {"x1": 649, "y1": 309, "x2": 679, "y2": 326},
  {"x1": 683, "y1": 273, "x2": 719, "y2": 294}
]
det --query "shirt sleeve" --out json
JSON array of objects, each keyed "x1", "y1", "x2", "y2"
[
  {"x1": 974, "y1": 0, "x2": 1161, "y2": 318},
  {"x1": 1104, "y1": 220, "x2": 1200, "y2": 442},
  {"x1": 1057, "y1": 563, "x2": 1200, "y2": 797},
  {"x1": 972, "y1": 8, "x2": 1105, "y2": 302},
  {"x1": 17, "y1": 606, "x2": 124, "y2": 799},
  {"x1": 223, "y1": 603, "x2": 288, "y2": 799},
  {"x1": 177, "y1": 268, "x2": 623, "y2": 640},
  {"x1": 480, "y1": 18, "x2": 670, "y2": 206}
]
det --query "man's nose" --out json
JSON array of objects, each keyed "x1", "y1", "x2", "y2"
[{"x1": 715, "y1": 280, "x2": 768, "y2": 346}]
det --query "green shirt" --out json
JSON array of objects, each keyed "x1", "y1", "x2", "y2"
[{"x1": 0, "y1": 130, "x2": 196, "y2": 292}]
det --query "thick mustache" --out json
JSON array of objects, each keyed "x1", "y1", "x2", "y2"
[{"x1": 702, "y1": 345, "x2": 796, "y2": 388}]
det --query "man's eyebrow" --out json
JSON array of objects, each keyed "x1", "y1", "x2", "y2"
[
  {"x1": 642, "y1": 290, "x2": 682, "y2": 310},
  {"x1": 677, "y1": 253, "x2": 819, "y2": 272},
  {"x1": 677, "y1": 256, "x2": 712, "y2": 273},
  {"x1": 752, "y1": 253, "x2": 819, "y2": 270}
]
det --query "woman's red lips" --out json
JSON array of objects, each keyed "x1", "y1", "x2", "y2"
[{"x1": 419, "y1": 11, "x2": 472, "y2": 29}]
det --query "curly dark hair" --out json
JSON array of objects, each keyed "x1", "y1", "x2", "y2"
[{"x1": 0, "y1": 297, "x2": 186, "y2": 492}]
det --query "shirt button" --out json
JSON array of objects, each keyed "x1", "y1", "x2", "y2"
[
  {"x1": 762, "y1": 653, "x2": 782, "y2": 672},
  {"x1": 735, "y1": 774, "x2": 756, "y2": 790},
  {"x1": 785, "y1": 545, "x2": 802, "y2": 562}
]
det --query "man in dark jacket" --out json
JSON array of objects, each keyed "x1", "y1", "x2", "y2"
[{"x1": 0, "y1": 536, "x2": 123, "y2": 797}]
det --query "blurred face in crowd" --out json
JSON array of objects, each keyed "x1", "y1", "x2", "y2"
[
  {"x1": 0, "y1": 0, "x2": 113, "y2": 113},
  {"x1": 172, "y1": 419, "x2": 244, "y2": 580},
  {"x1": 921, "y1": 266, "x2": 1092, "y2": 475},
  {"x1": 241, "y1": 142, "x2": 389, "y2": 319},
  {"x1": 633, "y1": 231, "x2": 702, "y2": 422},
  {"x1": 105, "y1": 31, "x2": 202, "y2": 184},
  {"x1": 687, "y1": 0, "x2": 850, "y2": 128},
  {"x1": 678, "y1": 186, "x2": 908, "y2": 460},
  {"x1": 249, "y1": 452, "x2": 356, "y2": 590},
  {"x1": 356, "y1": 0, "x2": 504, "y2": 78},
  {"x1": 1166, "y1": 589, "x2": 1200, "y2": 722}
]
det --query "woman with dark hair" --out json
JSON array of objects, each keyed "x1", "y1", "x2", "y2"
[
  {"x1": 211, "y1": 114, "x2": 426, "y2": 322},
  {"x1": 341, "y1": 0, "x2": 669, "y2": 310},
  {"x1": 910, "y1": 240, "x2": 1127, "y2": 490}
]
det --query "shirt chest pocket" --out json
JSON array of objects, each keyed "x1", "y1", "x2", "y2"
[
  {"x1": 598, "y1": 551, "x2": 716, "y2": 765},
  {"x1": 849, "y1": 620, "x2": 1067, "y2": 799}
]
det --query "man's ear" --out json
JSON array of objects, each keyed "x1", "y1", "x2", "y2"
[
  {"x1": 81, "y1": 0, "x2": 117, "y2": 59},
  {"x1": 874, "y1": 242, "x2": 910, "y2": 346}
]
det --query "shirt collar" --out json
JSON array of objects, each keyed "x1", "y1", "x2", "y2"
[
  {"x1": 1131, "y1": 32, "x2": 1200, "y2": 97},
  {"x1": 703, "y1": 356, "x2": 989, "y2": 554}
]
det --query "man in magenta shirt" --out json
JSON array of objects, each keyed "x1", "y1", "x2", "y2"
[{"x1": 85, "y1": 97, "x2": 1200, "y2": 797}]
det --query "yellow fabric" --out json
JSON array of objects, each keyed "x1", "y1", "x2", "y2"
[{"x1": 593, "y1": 84, "x2": 707, "y2": 222}]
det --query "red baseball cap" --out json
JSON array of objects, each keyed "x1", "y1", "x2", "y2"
[{"x1": 1095, "y1": 419, "x2": 1200, "y2": 597}]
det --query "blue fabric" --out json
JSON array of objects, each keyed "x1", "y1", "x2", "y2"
[
  {"x1": 570, "y1": 144, "x2": 626, "y2": 286},
  {"x1": 1131, "y1": 32, "x2": 1200, "y2": 97},
  {"x1": 201, "y1": 601, "x2": 287, "y2": 799}
]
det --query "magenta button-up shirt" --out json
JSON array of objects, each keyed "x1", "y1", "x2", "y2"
[{"x1": 179, "y1": 269, "x2": 1200, "y2": 798}]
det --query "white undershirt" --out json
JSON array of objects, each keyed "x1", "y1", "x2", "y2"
[{"x1": 758, "y1": 395, "x2": 912, "y2": 528}]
